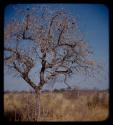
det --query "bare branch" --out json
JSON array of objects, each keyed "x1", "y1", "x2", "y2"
[
  {"x1": 4, "y1": 47, "x2": 16, "y2": 53},
  {"x1": 13, "y1": 62, "x2": 23, "y2": 74},
  {"x1": 57, "y1": 27, "x2": 65, "y2": 45},
  {"x1": 48, "y1": 14, "x2": 59, "y2": 36}
]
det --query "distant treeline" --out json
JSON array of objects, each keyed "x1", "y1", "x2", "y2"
[{"x1": 4, "y1": 88, "x2": 109, "y2": 94}]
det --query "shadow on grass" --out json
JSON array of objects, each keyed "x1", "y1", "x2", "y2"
[{"x1": 4, "y1": 110, "x2": 22, "y2": 121}]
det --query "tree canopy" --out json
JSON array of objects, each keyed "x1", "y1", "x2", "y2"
[{"x1": 4, "y1": 5, "x2": 101, "y2": 92}]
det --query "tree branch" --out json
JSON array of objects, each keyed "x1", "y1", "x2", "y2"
[
  {"x1": 13, "y1": 62, "x2": 37, "y2": 90},
  {"x1": 4, "y1": 47, "x2": 16, "y2": 53},
  {"x1": 13, "y1": 62, "x2": 23, "y2": 75},
  {"x1": 57, "y1": 27, "x2": 65, "y2": 45},
  {"x1": 22, "y1": 73, "x2": 37, "y2": 90},
  {"x1": 48, "y1": 14, "x2": 58, "y2": 36}
]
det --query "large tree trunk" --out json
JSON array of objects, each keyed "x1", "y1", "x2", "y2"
[{"x1": 34, "y1": 52, "x2": 46, "y2": 121}]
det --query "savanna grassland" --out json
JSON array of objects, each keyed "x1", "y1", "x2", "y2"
[{"x1": 4, "y1": 90, "x2": 109, "y2": 121}]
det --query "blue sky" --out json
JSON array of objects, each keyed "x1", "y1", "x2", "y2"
[{"x1": 4, "y1": 4, "x2": 109, "y2": 91}]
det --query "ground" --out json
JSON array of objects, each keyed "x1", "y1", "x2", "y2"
[{"x1": 4, "y1": 90, "x2": 109, "y2": 121}]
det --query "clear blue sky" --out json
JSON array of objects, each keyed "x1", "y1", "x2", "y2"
[{"x1": 4, "y1": 4, "x2": 109, "y2": 91}]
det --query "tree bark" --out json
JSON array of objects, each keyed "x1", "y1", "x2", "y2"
[{"x1": 35, "y1": 90, "x2": 41, "y2": 121}]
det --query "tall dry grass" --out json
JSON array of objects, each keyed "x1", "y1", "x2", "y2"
[{"x1": 4, "y1": 90, "x2": 109, "y2": 121}]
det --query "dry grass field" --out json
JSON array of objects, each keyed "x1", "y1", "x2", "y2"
[{"x1": 4, "y1": 90, "x2": 109, "y2": 121}]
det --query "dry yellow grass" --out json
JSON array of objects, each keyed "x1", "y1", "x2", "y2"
[{"x1": 4, "y1": 90, "x2": 109, "y2": 121}]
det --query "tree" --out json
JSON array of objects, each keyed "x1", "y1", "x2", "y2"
[{"x1": 4, "y1": 5, "x2": 98, "y2": 94}]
